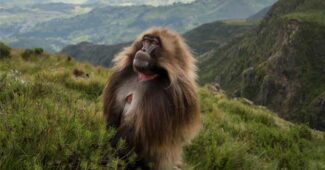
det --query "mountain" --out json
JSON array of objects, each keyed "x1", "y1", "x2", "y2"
[
  {"x1": 0, "y1": 3, "x2": 92, "y2": 50},
  {"x1": 59, "y1": 5, "x2": 273, "y2": 67},
  {"x1": 0, "y1": 0, "x2": 46, "y2": 6},
  {"x1": 5, "y1": 0, "x2": 277, "y2": 52},
  {"x1": 30, "y1": 2, "x2": 77, "y2": 12},
  {"x1": 84, "y1": 0, "x2": 195, "y2": 6},
  {"x1": 60, "y1": 19, "x2": 258, "y2": 67},
  {"x1": 0, "y1": 45, "x2": 324, "y2": 169},
  {"x1": 0, "y1": 0, "x2": 194, "y2": 7},
  {"x1": 184, "y1": 19, "x2": 259, "y2": 55},
  {"x1": 198, "y1": 0, "x2": 325, "y2": 130},
  {"x1": 61, "y1": 41, "x2": 130, "y2": 66},
  {"x1": 248, "y1": 6, "x2": 272, "y2": 19}
]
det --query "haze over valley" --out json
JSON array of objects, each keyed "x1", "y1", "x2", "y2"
[{"x1": 0, "y1": 0, "x2": 276, "y2": 51}]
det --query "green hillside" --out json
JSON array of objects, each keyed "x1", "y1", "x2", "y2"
[
  {"x1": 0, "y1": 45, "x2": 324, "y2": 169},
  {"x1": 184, "y1": 19, "x2": 259, "y2": 55},
  {"x1": 198, "y1": 0, "x2": 325, "y2": 130},
  {"x1": 60, "y1": 42, "x2": 130, "y2": 67}
]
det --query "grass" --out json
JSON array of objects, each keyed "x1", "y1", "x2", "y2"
[
  {"x1": 285, "y1": 10, "x2": 325, "y2": 26},
  {"x1": 0, "y1": 49, "x2": 324, "y2": 169},
  {"x1": 185, "y1": 88, "x2": 325, "y2": 170},
  {"x1": 0, "y1": 50, "x2": 126, "y2": 169}
]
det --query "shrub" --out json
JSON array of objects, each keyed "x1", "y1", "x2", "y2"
[
  {"x1": 34, "y1": 48, "x2": 44, "y2": 55},
  {"x1": 73, "y1": 68, "x2": 87, "y2": 77},
  {"x1": 21, "y1": 48, "x2": 44, "y2": 60},
  {"x1": 0, "y1": 42, "x2": 10, "y2": 59},
  {"x1": 22, "y1": 49, "x2": 34, "y2": 60}
]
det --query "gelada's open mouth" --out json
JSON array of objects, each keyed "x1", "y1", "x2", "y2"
[{"x1": 137, "y1": 72, "x2": 158, "y2": 81}]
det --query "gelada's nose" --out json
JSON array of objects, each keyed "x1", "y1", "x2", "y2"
[{"x1": 134, "y1": 50, "x2": 151, "y2": 69}]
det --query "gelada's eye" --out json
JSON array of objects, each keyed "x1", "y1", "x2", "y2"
[
  {"x1": 152, "y1": 40, "x2": 158, "y2": 46},
  {"x1": 143, "y1": 39, "x2": 150, "y2": 44}
]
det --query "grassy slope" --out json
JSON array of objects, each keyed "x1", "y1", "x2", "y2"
[
  {"x1": 0, "y1": 49, "x2": 324, "y2": 169},
  {"x1": 0, "y1": 50, "x2": 123, "y2": 169}
]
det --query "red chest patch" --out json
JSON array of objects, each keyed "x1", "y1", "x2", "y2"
[{"x1": 126, "y1": 93, "x2": 133, "y2": 104}]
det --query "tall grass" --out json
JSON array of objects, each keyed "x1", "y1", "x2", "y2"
[
  {"x1": 185, "y1": 89, "x2": 325, "y2": 170},
  {"x1": 0, "y1": 50, "x2": 324, "y2": 169}
]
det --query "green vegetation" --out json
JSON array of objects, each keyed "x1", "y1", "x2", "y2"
[
  {"x1": 0, "y1": 49, "x2": 134, "y2": 169},
  {"x1": 22, "y1": 48, "x2": 45, "y2": 61},
  {"x1": 22, "y1": 49, "x2": 36, "y2": 60},
  {"x1": 0, "y1": 42, "x2": 11, "y2": 59},
  {"x1": 186, "y1": 89, "x2": 324, "y2": 170},
  {"x1": 61, "y1": 42, "x2": 129, "y2": 67},
  {"x1": 0, "y1": 47, "x2": 324, "y2": 169},
  {"x1": 197, "y1": 0, "x2": 325, "y2": 130},
  {"x1": 282, "y1": 0, "x2": 325, "y2": 25},
  {"x1": 285, "y1": 10, "x2": 325, "y2": 25},
  {"x1": 183, "y1": 19, "x2": 258, "y2": 55}
]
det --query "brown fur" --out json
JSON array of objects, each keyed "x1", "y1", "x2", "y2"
[{"x1": 103, "y1": 28, "x2": 200, "y2": 170}]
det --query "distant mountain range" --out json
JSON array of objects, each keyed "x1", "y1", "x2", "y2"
[
  {"x1": 2, "y1": 0, "x2": 276, "y2": 52},
  {"x1": 0, "y1": 3, "x2": 92, "y2": 50},
  {"x1": 61, "y1": 18, "x2": 258, "y2": 67},
  {"x1": 0, "y1": 0, "x2": 194, "y2": 6},
  {"x1": 60, "y1": 4, "x2": 268, "y2": 67},
  {"x1": 84, "y1": 0, "x2": 195, "y2": 6}
]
